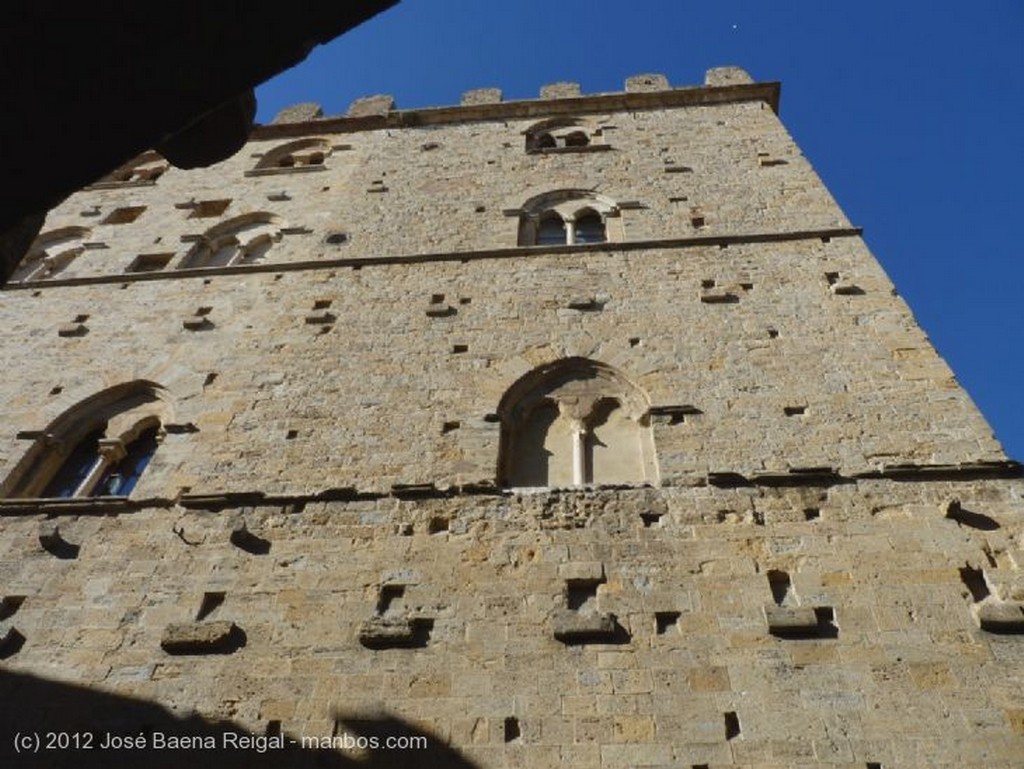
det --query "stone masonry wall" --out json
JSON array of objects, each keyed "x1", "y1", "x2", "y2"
[
  {"x1": 1, "y1": 481, "x2": 1023, "y2": 767},
  {"x1": 0, "y1": 70, "x2": 1021, "y2": 768}
]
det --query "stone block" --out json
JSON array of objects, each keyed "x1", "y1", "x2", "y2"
[
  {"x1": 765, "y1": 605, "x2": 837, "y2": 639},
  {"x1": 346, "y1": 94, "x2": 394, "y2": 118},
  {"x1": 552, "y1": 609, "x2": 618, "y2": 644},
  {"x1": 539, "y1": 82, "x2": 581, "y2": 99},
  {"x1": 625, "y1": 73, "x2": 669, "y2": 92},
  {"x1": 357, "y1": 616, "x2": 432, "y2": 649},
  {"x1": 160, "y1": 620, "x2": 244, "y2": 655},
  {"x1": 977, "y1": 601, "x2": 1024, "y2": 633},
  {"x1": 558, "y1": 561, "x2": 604, "y2": 581},
  {"x1": 271, "y1": 102, "x2": 323, "y2": 124},
  {"x1": 461, "y1": 88, "x2": 502, "y2": 106},
  {"x1": 705, "y1": 66, "x2": 755, "y2": 86}
]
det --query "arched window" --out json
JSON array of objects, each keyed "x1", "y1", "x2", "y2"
[
  {"x1": 10, "y1": 227, "x2": 91, "y2": 283},
  {"x1": 524, "y1": 119, "x2": 600, "y2": 153},
  {"x1": 536, "y1": 213, "x2": 568, "y2": 246},
  {"x1": 92, "y1": 151, "x2": 168, "y2": 186},
  {"x1": 2, "y1": 382, "x2": 170, "y2": 499},
  {"x1": 180, "y1": 213, "x2": 283, "y2": 269},
  {"x1": 573, "y1": 209, "x2": 606, "y2": 244},
  {"x1": 516, "y1": 190, "x2": 617, "y2": 246},
  {"x1": 252, "y1": 138, "x2": 333, "y2": 174},
  {"x1": 497, "y1": 359, "x2": 658, "y2": 488},
  {"x1": 563, "y1": 130, "x2": 590, "y2": 148}
]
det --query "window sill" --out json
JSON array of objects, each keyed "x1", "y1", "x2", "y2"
[
  {"x1": 243, "y1": 165, "x2": 326, "y2": 177},
  {"x1": 526, "y1": 145, "x2": 612, "y2": 155},
  {"x1": 0, "y1": 495, "x2": 136, "y2": 515}
]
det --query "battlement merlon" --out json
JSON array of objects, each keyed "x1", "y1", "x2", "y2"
[{"x1": 259, "y1": 67, "x2": 779, "y2": 138}]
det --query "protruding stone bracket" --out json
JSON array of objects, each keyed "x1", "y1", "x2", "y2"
[
  {"x1": 945, "y1": 499, "x2": 1000, "y2": 531},
  {"x1": 765, "y1": 605, "x2": 838, "y2": 639},
  {"x1": 553, "y1": 563, "x2": 630, "y2": 645},
  {"x1": 38, "y1": 521, "x2": 80, "y2": 559},
  {"x1": 160, "y1": 620, "x2": 245, "y2": 655},
  {"x1": 976, "y1": 601, "x2": 1024, "y2": 634},
  {"x1": 649, "y1": 405, "x2": 701, "y2": 426},
  {"x1": 228, "y1": 514, "x2": 271, "y2": 555},
  {"x1": 358, "y1": 581, "x2": 434, "y2": 649},
  {"x1": 357, "y1": 616, "x2": 433, "y2": 649},
  {"x1": 552, "y1": 609, "x2": 623, "y2": 644}
]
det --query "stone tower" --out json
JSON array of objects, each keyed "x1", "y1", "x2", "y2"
[{"x1": 0, "y1": 68, "x2": 1021, "y2": 768}]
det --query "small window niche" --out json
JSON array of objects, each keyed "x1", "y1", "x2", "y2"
[
  {"x1": 126, "y1": 253, "x2": 174, "y2": 273},
  {"x1": 187, "y1": 199, "x2": 232, "y2": 219},
  {"x1": 103, "y1": 206, "x2": 146, "y2": 225}
]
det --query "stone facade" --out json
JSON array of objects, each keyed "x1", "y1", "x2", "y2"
[{"x1": 0, "y1": 69, "x2": 1021, "y2": 768}]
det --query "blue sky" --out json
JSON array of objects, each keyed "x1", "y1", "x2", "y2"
[{"x1": 256, "y1": 0, "x2": 1024, "y2": 460}]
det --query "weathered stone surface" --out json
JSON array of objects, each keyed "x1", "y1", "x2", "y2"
[
  {"x1": 461, "y1": 87, "x2": 502, "y2": 106},
  {"x1": 346, "y1": 93, "x2": 394, "y2": 117},
  {"x1": 539, "y1": 82, "x2": 581, "y2": 99},
  {"x1": 357, "y1": 616, "x2": 431, "y2": 649},
  {"x1": 705, "y1": 66, "x2": 755, "y2": 86},
  {"x1": 271, "y1": 102, "x2": 323, "y2": 124},
  {"x1": 625, "y1": 73, "x2": 669, "y2": 92}
]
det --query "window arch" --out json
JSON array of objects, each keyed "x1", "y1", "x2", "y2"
[
  {"x1": 91, "y1": 151, "x2": 168, "y2": 186},
  {"x1": 10, "y1": 227, "x2": 91, "y2": 283},
  {"x1": 180, "y1": 213, "x2": 283, "y2": 269},
  {"x1": 3, "y1": 382, "x2": 170, "y2": 499},
  {"x1": 516, "y1": 190, "x2": 617, "y2": 246},
  {"x1": 524, "y1": 118, "x2": 601, "y2": 153},
  {"x1": 497, "y1": 358, "x2": 658, "y2": 488},
  {"x1": 252, "y1": 138, "x2": 333, "y2": 173}
]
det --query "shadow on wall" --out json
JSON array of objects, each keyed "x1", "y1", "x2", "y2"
[{"x1": 0, "y1": 669, "x2": 478, "y2": 769}]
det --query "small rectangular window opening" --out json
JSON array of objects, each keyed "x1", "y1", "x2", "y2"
[
  {"x1": 566, "y1": 580, "x2": 601, "y2": 611},
  {"x1": 103, "y1": 206, "x2": 146, "y2": 225},
  {"x1": 724, "y1": 711, "x2": 741, "y2": 740},
  {"x1": 655, "y1": 611, "x2": 680, "y2": 635},
  {"x1": 640, "y1": 512, "x2": 662, "y2": 528},
  {"x1": 187, "y1": 199, "x2": 231, "y2": 218},
  {"x1": 377, "y1": 584, "x2": 405, "y2": 615},
  {"x1": 767, "y1": 570, "x2": 792, "y2": 606},
  {"x1": 127, "y1": 253, "x2": 174, "y2": 273}
]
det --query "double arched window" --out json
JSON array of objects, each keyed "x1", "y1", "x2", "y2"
[
  {"x1": 10, "y1": 227, "x2": 91, "y2": 283},
  {"x1": 524, "y1": 118, "x2": 600, "y2": 153},
  {"x1": 3, "y1": 382, "x2": 170, "y2": 499},
  {"x1": 92, "y1": 151, "x2": 168, "y2": 186},
  {"x1": 180, "y1": 213, "x2": 283, "y2": 269},
  {"x1": 251, "y1": 138, "x2": 333, "y2": 173},
  {"x1": 497, "y1": 359, "x2": 658, "y2": 488},
  {"x1": 517, "y1": 190, "x2": 618, "y2": 246}
]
